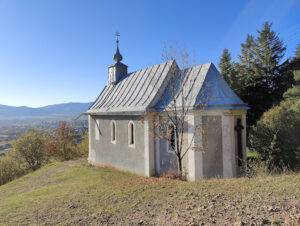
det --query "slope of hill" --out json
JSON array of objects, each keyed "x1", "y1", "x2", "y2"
[
  {"x1": 0, "y1": 159, "x2": 299, "y2": 225},
  {"x1": 0, "y1": 102, "x2": 93, "y2": 124}
]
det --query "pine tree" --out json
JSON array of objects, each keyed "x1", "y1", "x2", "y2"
[
  {"x1": 238, "y1": 34, "x2": 255, "y2": 84},
  {"x1": 238, "y1": 34, "x2": 255, "y2": 74},
  {"x1": 283, "y1": 70, "x2": 300, "y2": 100},
  {"x1": 253, "y1": 22, "x2": 286, "y2": 100},
  {"x1": 296, "y1": 44, "x2": 300, "y2": 59},
  {"x1": 291, "y1": 44, "x2": 300, "y2": 71},
  {"x1": 219, "y1": 49, "x2": 232, "y2": 84},
  {"x1": 219, "y1": 49, "x2": 239, "y2": 92},
  {"x1": 238, "y1": 22, "x2": 289, "y2": 127}
]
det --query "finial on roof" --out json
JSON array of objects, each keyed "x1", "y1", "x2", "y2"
[{"x1": 113, "y1": 31, "x2": 123, "y2": 62}]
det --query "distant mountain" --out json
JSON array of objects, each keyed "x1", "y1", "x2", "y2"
[{"x1": 0, "y1": 102, "x2": 93, "y2": 124}]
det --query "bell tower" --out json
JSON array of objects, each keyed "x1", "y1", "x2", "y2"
[{"x1": 108, "y1": 32, "x2": 128, "y2": 85}]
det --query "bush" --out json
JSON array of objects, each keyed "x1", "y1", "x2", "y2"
[
  {"x1": 75, "y1": 132, "x2": 89, "y2": 157},
  {"x1": 0, "y1": 156, "x2": 24, "y2": 185},
  {"x1": 13, "y1": 129, "x2": 49, "y2": 171},
  {"x1": 44, "y1": 122, "x2": 77, "y2": 160},
  {"x1": 249, "y1": 100, "x2": 300, "y2": 171}
]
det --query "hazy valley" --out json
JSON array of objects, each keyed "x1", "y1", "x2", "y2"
[{"x1": 0, "y1": 102, "x2": 92, "y2": 155}]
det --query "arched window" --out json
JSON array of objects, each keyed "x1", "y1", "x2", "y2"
[
  {"x1": 128, "y1": 121, "x2": 135, "y2": 147},
  {"x1": 167, "y1": 123, "x2": 175, "y2": 153},
  {"x1": 111, "y1": 121, "x2": 116, "y2": 143}
]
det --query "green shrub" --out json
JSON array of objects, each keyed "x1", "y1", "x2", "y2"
[
  {"x1": 75, "y1": 132, "x2": 89, "y2": 157},
  {"x1": 249, "y1": 100, "x2": 300, "y2": 171},
  {"x1": 13, "y1": 129, "x2": 49, "y2": 171},
  {"x1": 0, "y1": 156, "x2": 23, "y2": 185}
]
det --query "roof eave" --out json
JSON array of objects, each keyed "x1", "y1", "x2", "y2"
[
  {"x1": 150, "y1": 104, "x2": 249, "y2": 111},
  {"x1": 84, "y1": 110, "x2": 146, "y2": 116}
]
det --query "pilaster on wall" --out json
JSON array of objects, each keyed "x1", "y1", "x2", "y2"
[
  {"x1": 187, "y1": 114, "x2": 203, "y2": 181},
  {"x1": 144, "y1": 114, "x2": 155, "y2": 177},
  {"x1": 155, "y1": 115, "x2": 160, "y2": 175},
  {"x1": 88, "y1": 115, "x2": 92, "y2": 162},
  {"x1": 222, "y1": 113, "x2": 236, "y2": 178},
  {"x1": 242, "y1": 114, "x2": 247, "y2": 168}
]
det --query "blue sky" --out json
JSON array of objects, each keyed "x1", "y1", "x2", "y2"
[{"x1": 0, "y1": 0, "x2": 299, "y2": 107}]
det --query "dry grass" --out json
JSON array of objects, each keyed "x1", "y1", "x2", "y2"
[{"x1": 0, "y1": 158, "x2": 299, "y2": 225}]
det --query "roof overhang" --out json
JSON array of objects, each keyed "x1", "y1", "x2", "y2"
[
  {"x1": 151, "y1": 104, "x2": 249, "y2": 111},
  {"x1": 84, "y1": 110, "x2": 146, "y2": 116},
  {"x1": 194, "y1": 104, "x2": 250, "y2": 110},
  {"x1": 85, "y1": 103, "x2": 249, "y2": 116}
]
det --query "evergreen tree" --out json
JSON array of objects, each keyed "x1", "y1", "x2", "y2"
[
  {"x1": 219, "y1": 49, "x2": 239, "y2": 92},
  {"x1": 283, "y1": 70, "x2": 300, "y2": 100},
  {"x1": 238, "y1": 34, "x2": 255, "y2": 75},
  {"x1": 237, "y1": 34, "x2": 255, "y2": 86},
  {"x1": 238, "y1": 22, "x2": 289, "y2": 127},
  {"x1": 296, "y1": 44, "x2": 300, "y2": 59},
  {"x1": 253, "y1": 22, "x2": 286, "y2": 101},
  {"x1": 291, "y1": 44, "x2": 300, "y2": 71},
  {"x1": 276, "y1": 44, "x2": 300, "y2": 99},
  {"x1": 219, "y1": 48, "x2": 232, "y2": 84}
]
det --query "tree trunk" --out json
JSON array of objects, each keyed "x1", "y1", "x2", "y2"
[{"x1": 177, "y1": 157, "x2": 182, "y2": 176}]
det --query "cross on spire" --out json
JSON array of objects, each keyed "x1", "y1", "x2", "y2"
[
  {"x1": 115, "y1": 31, "x2": 120, "y2": 44},
  {"x1": 113, "y1": 31, "x2": 123, "y2": 62}
]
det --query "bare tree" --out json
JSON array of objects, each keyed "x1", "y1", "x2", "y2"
[{"x1": 149, "y1": 44, "x2": 211, "y2": 176}]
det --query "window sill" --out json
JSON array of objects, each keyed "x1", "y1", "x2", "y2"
[
  {"x1": 128, "y1": 144, "x2": 135, "y2": 149},
  {"x1": 167, "y1": 150, "x2": 175, "y2": 154}
]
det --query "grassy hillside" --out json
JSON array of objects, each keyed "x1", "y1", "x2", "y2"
[{"x1": 0, "y1": 159, "x2": 299, "y2": 225}]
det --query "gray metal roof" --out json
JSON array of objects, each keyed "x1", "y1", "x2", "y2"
[
  {"x1": 86, "y1": 60, "x2": 248, "y2": 115},
  {"x1": 87, "y1": 60, "x2": 176, "y2": 115},
  {"x1": 197, "y1": 63, "x2": 248, "y2": 110},
  {"x1": 154, "y1": 63, "x2": 248, "y2": 110}
]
